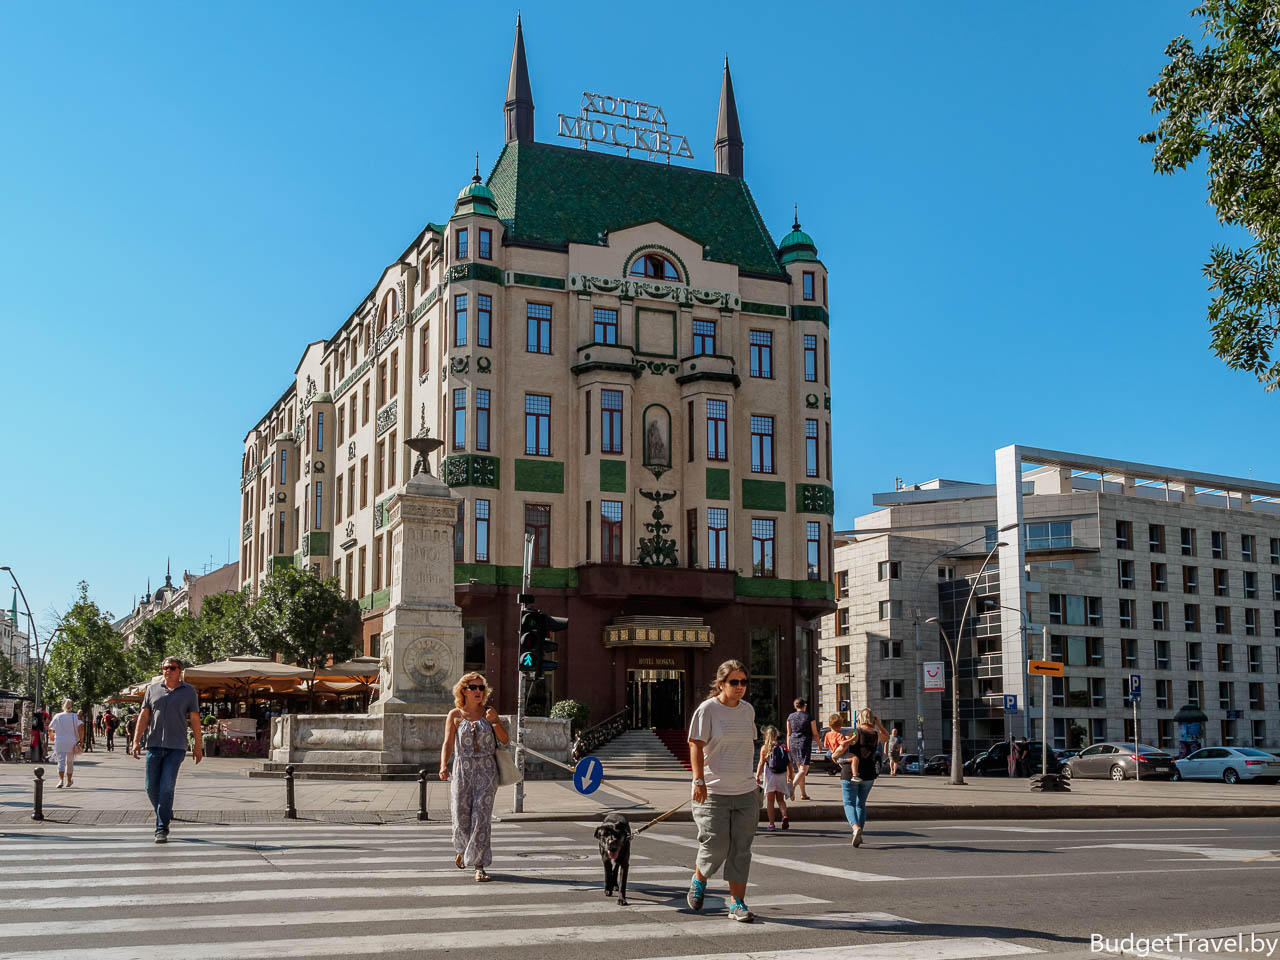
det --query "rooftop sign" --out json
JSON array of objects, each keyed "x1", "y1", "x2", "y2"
[{"x1": 557, "y1": 93, "x2": 694, "y2": 162}]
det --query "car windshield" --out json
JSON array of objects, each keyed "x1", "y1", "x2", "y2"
[{"x1": 1236, "y1": 748, "x2": 1276, "y2": 758}]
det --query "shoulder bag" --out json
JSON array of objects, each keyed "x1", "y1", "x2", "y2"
[{"x1": 494, "y1": 739, "x2": 521, "y2": 786}]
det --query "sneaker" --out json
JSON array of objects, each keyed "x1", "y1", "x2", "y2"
[
  {"x1": 154, "y1": 831, "x2": 168, "y2": 844},
  {"x1": 765, "y1": 823, "x2": 776, "y2": 831},
  {"x1": 853, "y1": 826, "x2": 864, "y2": 847},
  {"x1": 686, "y1": 876, "x2": 706, "y2": 911},
  {"x1": 728, "y1": 900, "x2": 755, "y2": 923},
  {"x1": 781, "y1": 817, "x2": 790, "y2": 830}
]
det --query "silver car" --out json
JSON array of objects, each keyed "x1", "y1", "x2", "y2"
[
  {"x1": 1064, "y1": 742, "x2": 1177, "y2": 781},
  {"x1": 1174, "y1": 746, "x2": 1280, "y2": 784}
]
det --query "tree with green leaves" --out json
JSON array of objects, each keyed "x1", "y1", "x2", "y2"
[
  {"x1": 126, "y1": 611, "x2": 191, "y2": 683},
  {"x1": 1143, "y1": 1, "x2": 1280, "y2": 390},
  {"x1": 44, "y1": 582, "x2": 130, "y2": 716},
  {"x1": 171, "y1": 590, "x2": 255, "y2": 667},
  {"x1": 0, "y1": 651, "x2": 26, "y2": 695},
  {"x1": 248, "y1": 566, "x2": 360, "y2": 709}
]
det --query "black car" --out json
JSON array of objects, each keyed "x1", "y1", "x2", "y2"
[
  {"x1": 923, "y1": 754, "x2": 952, "y2": 776},
  {"x1": 963, "y1": 740, "x2": 1059, "y2": 776}
]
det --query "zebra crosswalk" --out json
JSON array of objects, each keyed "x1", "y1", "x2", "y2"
[{"x1": 0, "y1": 821, "x2": 1044, "y2": 960}]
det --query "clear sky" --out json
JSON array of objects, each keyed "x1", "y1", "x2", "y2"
[{"x1": 1, "y1": 2, "x2": 1270, "y2": 632}]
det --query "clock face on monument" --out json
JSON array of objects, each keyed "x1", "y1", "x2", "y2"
[{"x1": 400, "y1": 636, "x2": 455, "y2": 696}]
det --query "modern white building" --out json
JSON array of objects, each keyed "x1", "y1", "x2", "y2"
[{"x1": 821, "y1": 445, "x2": 1280, "y2": 759}]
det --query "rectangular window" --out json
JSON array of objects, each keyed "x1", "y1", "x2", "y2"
[
  {"x1": 377, "y1": 362, "x2": 387, "y2": 407},
  {"x1": 1151, "y1": 562, "x2": 1167, "y2": 592},
  {"x1": 525, "y1": 504, "x2": 550, "y2": 567},
  {"x1": 1156, "y1": 679, "x2": 1171, "y2": 709},
  {"x1": 1026, "y1": 521, "x2": 1072, "y2": 550},
  {"x1": 1219, "y1": 680, "x2": 1234, "y2": 711},
  {"x1": 805, "y1": 419, "x2": 819, "y2": 477},
  {"x1": 452, "y1": 388, "x2": 467, "y2": 450},
  {"x1": 1148, "y1": 523, "x2": 1165, "y2": 553},
  {"x1": 879, "y1": 600, "x2": 903, "y2": 620},
  {"x1": 707, "y1": 399, "x2": 727, "y2": 461},
  {"x1": 456, "y1": 227, "x2": 467, "y2": 259},
  {"x1": 337, "y1": 408, "x2": 344, "y2": 444},
  {"x1": 1272, "y1": 538, "x2": 1280, "y2": 564},
  {"x1": 360, "y1": 456, "x2": 369, "y2": 509},
  {"x1": 1212, "y1": 530, "x2": 1226, "y2": 559},
  {"x1": 750, "y1": 415, "x2": 774, "y2": 473},
  {"x1": 278, "y1": 510, "x2": 286, "y2": 550},
  {"x1": 803, "y1": 334, "x2": 818, "y2": 382},
  {"x1": 601, "y1": 390, "x2": 623, "y2": 454},
  {"x1": 316, "y1": 412, "x2": 324, "y2": 452},
  {"x1": 362, "y1": 382, "x2": 370, "y2": 425},
  {"x1": 358, "y1": 545, "x2": 366, "y2": 597},
  {"x1": 390, "y1": 349, "x2": 398, "y2": 395},
  {"x1": 1119, "y1": 598, "x2": 1134, "y2": 628},
  {"x1": 1187, "y1": 642, "x2": 1202, "y2": 671},
  {"x1": 279, "y1": 450, "x2": 288, "y2": 484},
  {"x1": 1274, "y1": 573, "x2": 1280, "y2": 601},
  {"x1": 388, "y1": 430, "x2": 396, "y2": 487},
  {"x1": 1152, "y1": 601, "x2": 1168, "y2": 631},
  {"x1": 1184, "y1": 603, "x2": 1200, "y2": 632},
  {"x1": 347, "y1": 467, "x2": 355, "y2": 518},
  {"x1": 1116, "y1": 520, "x2": 1131, "y2": 549},
  {"x1": 749, "y1": 330, "x2": 772, "y2": 378},
  {"x1": 601, "y1": 500, "x2": 623, "y2": 564},
  {"x1": 806, "y1": 521, "x2": 821, "y2": 580},
  {"x1": 1184, "y1": 566, "x2": 1199, "y2": 594},
  {"x1": 1181, "y1": 527, "x2": 1196, "y2": 555},
  {"x1": 419, "y1": 323, "x2": 430, "y2": 377},
  {"x1": 1244, "y1": 570, "x2": 1258, "y2": 598},
  {"x1": 527, "y1": 303, "x2": 552, "y2": 354},
  {"x1": 751, "y1": 518, "x2": 776, "y2": 578},
  {"x1": 878, "y1": 561, "x2": 901, "y2": 581},
  {"x1": 593, "y1": 307, "x2": 618, "y2": 344},
  {"x1": 584, "y1": 501, "x2": 592, "y2": 562},
  {"x1": 880, "y1": 679, "x2": 904, "y2": 699},
  {"x1": 1087, "y1": 596, "x2": 1102, "y2": 627},
  {"x1": 1218, "y1": 642, "x2": 1234, "y2": 671},
  {"x1": 802, "y1": 271, "x2": 815, "y2": 301},
  {"x1": 707, "y1": 507, "x2": 728, "y2": 570},
  {"x1": 880, "y1": 639, "x2": 902, "y2": 659},
  {"x1": 1249, "y1": 644, "x2": 1262, "y2": 672},
  {"x1": 376, "y1": 440, "x2": 385, "y2": 494},
  {"x1": 692, "y1": 319, "x2": 716, "y2": 355},
  {"x1": 1242, "y1": 534, "x2": 1256, "y2": 561},
  {"x1": 1246, "y1": 607, "x2": 1258, "y2": 636},
  {"x1": 1123, "y1": 638, "x2": 1139, "y2": 668},
  {"x1": 454, "y1": 294, "x2": 467, "y2": 347},
  {"x1": 1187, "y1": 679, "x2": 1202, "y2": 707},
  {"x1": 524, "y1": 393, "x2": 551, "y2": 456},
  {"x1": 837, "y1": 608, "x2": 850, "y2": 635},
  {"x1": 837, "y1": 570, "x2": 850, "y2": 599},
  {"x1": 478, "y1": 228, "x2": 491, "y2": 260},
  {"x1": 1155, "y1": 639, "x2": 1170, "y2": 669},
  {"x1": 1118, "y1": 559, "x2": 1134, "y2": 590},
  {"x1": 476, "y1": 389, "x2": 490, "y2": 452},
  {"x1": 476, "y1": 294, "x2": 491, "y2": 347},
  {"x1": 686, "y1": 509, "x2": 698, "y2": 568},
  {"x1": 454, "y1": 502, "x2": 464, "y2": 563},
  {"x1": 1214, "y1": 568, "x2": 1230, "y2": 596}
]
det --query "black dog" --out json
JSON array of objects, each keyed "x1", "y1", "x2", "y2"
[{"x1": 594, "y1": 813, "x2": 632, "y2": 905}]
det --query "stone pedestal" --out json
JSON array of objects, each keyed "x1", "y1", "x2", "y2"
[{"x1": 368, "y1": 468, "x2": 464, "y2": 718}]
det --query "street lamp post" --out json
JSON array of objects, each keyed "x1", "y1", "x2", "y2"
[
  {"x1": 1, "y1": 567, "x2": 41, "y2": 714},
  {"x1": 926, "y1": 537, "x2": 1009, "y2": 786}
]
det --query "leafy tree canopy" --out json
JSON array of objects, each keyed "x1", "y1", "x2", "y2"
[
  {"x1": 0, "y1": 651, "x2": 26, "y2": 696},
  {"x1": 44, "y1": 582, "x2": 129, "y2": 713},
  {"x1": 1143, "y1": 1, "x2": 1280, "y2": 390},
  {"x1": 248, "y1": 566, "x2": 360, "y2": 674},
  {"x1": 172, "y1": 590, "x2": 256, "y2": 667}
]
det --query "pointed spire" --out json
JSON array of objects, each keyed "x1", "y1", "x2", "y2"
[
  {"x1": 473, "y1": 152, "x2": 481, "y2": 183},
  {"x1": 714, "y1": 56, "x2": 743, "y2": 178},
  {"x1": 504, "y1": 13, "x2": 535, "y2": 144},
  {"x1": 793, "y1": 203, "x2": 801, "y2": 231},
  {"x1": 165, "y1": 557, "x2": 172, "y2": 588}
]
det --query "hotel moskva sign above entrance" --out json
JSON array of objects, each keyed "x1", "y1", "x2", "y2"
[{"x1": 557, "y1": 92, "x2": 694, "y2": 162}]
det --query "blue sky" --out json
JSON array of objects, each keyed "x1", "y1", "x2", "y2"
[{"x1": 1, "y1": 2, "x2": 1269, "y2": 630}]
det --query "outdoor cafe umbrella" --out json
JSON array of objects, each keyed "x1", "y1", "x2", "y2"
[
  {"x1": 182, "y1": 656, "x2": 312, "y2": 700},
  {"x1": 315, "y1": 657, "x2": 381, "y2": 707}
]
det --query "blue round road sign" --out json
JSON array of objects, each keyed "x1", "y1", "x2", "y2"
[{"x1": 574, "y1": 756, "x2": 604, "y2": 795}]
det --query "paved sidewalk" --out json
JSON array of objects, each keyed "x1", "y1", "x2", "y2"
[{"x1": 3, "y1": 749, "x2": 1279, "y2": 825}]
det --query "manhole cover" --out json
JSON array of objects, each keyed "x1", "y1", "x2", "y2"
[{"x1": 515, "y1": 852, "x2": 589, "y2": 860}]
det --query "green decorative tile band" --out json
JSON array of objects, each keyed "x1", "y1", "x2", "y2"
[
  {"x1": 706, "y1": 467, "x2": 731, "y2": 501},
  {"x1": 514, "y1": 458, "x2": 565, "y2": 493},
  {"x1": 791, "y1": 305, "x2": 829, "y2": 327},
  {"x1": 734, "y1": 576, "x2": 834, "y2": 602},
  {"x1": 454, "y1": 563, "x2": 579, "y2": 589},
  {"x1": 511, "y1": 272, "x2": 566, "y2": 290},
  {"x1": 270, "y1": 555, "x2": 293, "y2": 573},
  {"x1": 741, "y1": 478, "x2": 787, "y2": 512},
  {"x1": 442, "y1": 454, "x2": 500, "y2": 489},
  {"x1": 333, "y1": 357, "x2": 372, "y2": 401},
  {"x1": 359, "y1": 587, "x2": 391, "y2": 612},
  {"x1": 600, "y1": 459, "x2": 627, "y2": 492},
  {"x1": 444, "y1": 263, "x2": 504, "y2": 286},
  {"x1": 303, "y1": 531, "x2": 331, "y2": 557},
  {"x1": 795, "y1": 483, "x2": 834, "y2": 516},
  {"x1": 740, "y1": 301, "x2": 789, "y2": 318}
]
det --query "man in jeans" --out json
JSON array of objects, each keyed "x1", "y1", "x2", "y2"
[{"x1": 131, "y1": 657, "x2": 202, "y2": 843}]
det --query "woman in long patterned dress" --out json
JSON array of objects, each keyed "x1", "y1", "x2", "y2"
[{"x1": 439, "y1": 672, "x2": 508, "y2": 882}]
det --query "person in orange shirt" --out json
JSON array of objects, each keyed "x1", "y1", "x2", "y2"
[{"x1": 822, "y1": 713, "x2": 846, "y2": 762}]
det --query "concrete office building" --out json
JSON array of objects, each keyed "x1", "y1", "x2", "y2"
[
  {"x1": 237, "y1": 19, "x2": 835, "y2": 732},
  {"x1": 820, "y1": 445, "x2": 1280, "y2": 758}
]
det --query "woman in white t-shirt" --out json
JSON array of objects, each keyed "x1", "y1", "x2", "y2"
[
  {"x1": 49, "y1": 699, "x2": 83, "y2": 788},
  {"x1": 686, "y1": 659, "x2": 759, "y2": 923}
]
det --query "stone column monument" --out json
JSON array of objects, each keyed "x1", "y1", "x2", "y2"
[{"x1": 369, "y1": 437, "x2": 463, "y2": 716}]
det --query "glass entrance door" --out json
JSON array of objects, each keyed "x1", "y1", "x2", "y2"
[{"x1": 626, "y1": 669, "x2": 685, "y2": 730}]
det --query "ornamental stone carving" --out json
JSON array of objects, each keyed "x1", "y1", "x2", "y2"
[
  {"x1": 569, "y1": 273, "x2": 740, "y2": 311},
  {"x1": 376, "y1": 399, "x2": 398, "y2": 437}
]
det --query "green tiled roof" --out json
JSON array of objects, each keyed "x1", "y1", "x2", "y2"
[{"x1": 487, "y1": 141, "x2": 785, "y2": 277}]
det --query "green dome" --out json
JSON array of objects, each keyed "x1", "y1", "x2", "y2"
[
  {"x1": 779, "y1": 216, "x2": 818, "y2": 264},
  {"x1": 457, "y1": 180, "x2": 496, "y2": 204},
  {"x1": 453, "y1": 164, "x2": 498, "y2": 217}
]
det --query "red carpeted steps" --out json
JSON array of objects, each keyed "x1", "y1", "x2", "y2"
[{"x1": 654, "y1": 729, "x2": 692, "y2": 770}]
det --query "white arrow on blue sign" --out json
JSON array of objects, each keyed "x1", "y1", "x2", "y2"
[{"x1": 574, "y1": 755, "x2": 604, "y2": 795}]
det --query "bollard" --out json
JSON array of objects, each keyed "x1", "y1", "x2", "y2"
[
  {"x1": 284, "y1": 764, "x2": 297, "y2": 819},
  {"x1": 32, "y1": 767, "x2": 44, "y2": 822},
  {"x1": 418, "y1": 768, "x2": 429, "y2": 821}
]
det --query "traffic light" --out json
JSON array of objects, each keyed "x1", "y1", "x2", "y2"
[{"x1": 517, "y1": 606, "x2": 569, "y2": 679}]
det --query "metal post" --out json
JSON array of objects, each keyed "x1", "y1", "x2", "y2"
[
  {"x1": 1133, "y1": 698, "x2": 1140, "y2": 782},
  {"x1": 1040, "y1": 627, "x2": 1049, "y2": 778},
  {"x1": 2, "y1": 569, "x2": 42, "y2": 734},
  {"x1": 418, "y1": 768, "x2": 429, "y2": 820},
  {"x1": 913, "y1": 616, "x2": 924, "y2": 766},
  {"x1": 513, "y1": 534, "x2": 534, "y2": 814},
  {"x1": 284, "y1": 764, "x2": 297, "y2": 819},
  {"x1": 32, "y1": 767, "x2": 44, "y2": 821}
]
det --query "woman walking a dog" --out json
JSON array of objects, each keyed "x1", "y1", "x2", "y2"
[
  {"x1": 687, "y1": 659, "x2": 758, "y2": 922},
  {"x1": 439, "y1": 672, "x2": 508, "y2": 882}
]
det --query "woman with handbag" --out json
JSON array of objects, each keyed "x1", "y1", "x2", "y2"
[
  {"x1": 49, "y1": 699, "x2": 84, "y2": 788},
  {"x1": 439, "y1": 672, "x2": 508, "y2": 882}
]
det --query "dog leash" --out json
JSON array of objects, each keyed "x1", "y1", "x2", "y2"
[{"x1": 631, "y1": 779, "x2": 720, "y2": 838}]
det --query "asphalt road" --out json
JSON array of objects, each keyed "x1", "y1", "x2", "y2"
[{"x1": 1, "y1": 816, "x2": 1277, "y2": 959}]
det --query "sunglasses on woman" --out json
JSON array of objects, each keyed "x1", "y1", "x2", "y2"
[
  {"x1": 725, "y1": 678, "x2": 748, "y2": 687},
  {"x1": 466, "y1": 684, "x2": 486, "y2": 692}
]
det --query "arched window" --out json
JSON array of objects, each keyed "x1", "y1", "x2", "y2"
[
  {"x1": 629, "y1": 253, "x2": 680, "y2": 281},
  {"x1": 378, "y1": 289, "x2": 397, "y2": 333}
]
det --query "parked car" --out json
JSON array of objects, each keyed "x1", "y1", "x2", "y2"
[
  {"x1": 923, "y1": 754, "x2": 952, "y2": 776},
  {"x1": 897, "y1": 753, "x2": 921, "y2": 774},
  {"x1": 1063, "y1": 742, "x2": 1176, "y2": 781},
  {"x1": 963, "y1": 740, "x2": 1058, "y2": 776},
  {"x1": 1173, "y1": 746, "x2": 1280, "y2": 784}
]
